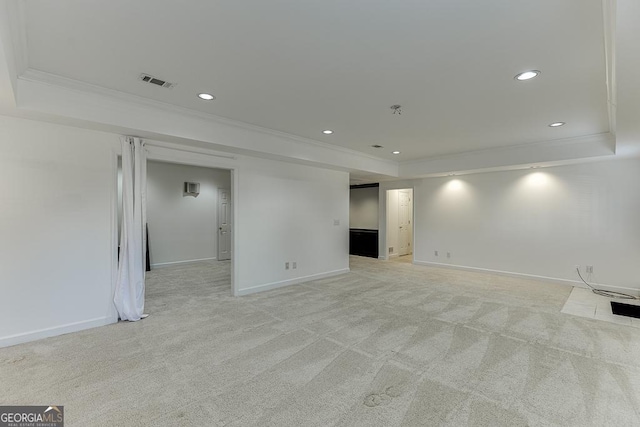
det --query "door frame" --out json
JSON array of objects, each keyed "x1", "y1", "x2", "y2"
[
  {"x1": 397, "y1": 189, "x2": 413, "y2": 256},
  {"x1": 112, "y1": 140, "x2": 240, "y2": 297},
  {"x1": 377, "y1": 182, "x2": 416, "y2": 262},
  {"x1": 217, "y1": 188, "x2": 232, "y2": 261}
]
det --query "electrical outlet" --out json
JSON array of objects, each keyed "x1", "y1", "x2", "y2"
[
  {"x1": 285, "y1": 262, "x2": 289, "y2": 270},
  {"x1": 586, "y1": 265, "x2": 593, "y2": 274},
  {"x1": 447, "y1": 252, "x2": 451, "y2": 258},
  {"x1": 333, "y1": 219, "x2": 340, "y2": 226},
  {"x1": 435, "y1": 250, "x2": 438, "y2": 256},
  {"x1": 293, "y1": 262, "x2": 297, "y2": 269}
]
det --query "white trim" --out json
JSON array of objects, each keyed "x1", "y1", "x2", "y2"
[
  {"x1": 400, "y1": 133, "x2": 615, "y2": 167},
  {"x1": 109, "y1": 148, "x2": 120, "y2": 323},
  {"x1": 602, "y1": 0, "x2": 617, "y2": 137},
  {"x1": 412, "y1": 260, "x2": 640, "y2": 295},
  {"x1": 0, "y1": 0, "x2": 29, "y2": 77},
  {"x1": 12, "y1": 0, "x2": 29, "y2": 76},
  {"x1": 145, "y1": 139, "x2": 236, "y2": 160},
  {"x1": 15, "y1": 74, "x2": 397, "y2": 177},
  {"x1": 151, "y1": 257, "x2": 217, "y2": 268},
  {"x1": 378, "y1": 255, "x2": 387, "y2": 260},
  {"x1": 18, "y1": 69, "x2": 393, "y2": 164},
  {"x1": 231, "y1": 168, "x2": 239, "y2": 297},
  {"x1": 379, "y1": 185, "x2": 417, "y2": 265},
  {"x1": 143, "y1": 142, "x2": 239, "y2": 296},
  {"x1": 0, "y1": 316, "x2": 115, "y2": 349},
  {"x1": 236, "y1": 268, "x2": 350, "y2": 296},
  {"x1": 145, "y1": 144, "x2": 237, "y2": 169},
  {"x1": 398, "y1": 133, "x2": 617, "y2": 179}
]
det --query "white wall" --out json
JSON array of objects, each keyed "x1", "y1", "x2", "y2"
[
  {"x1": 236, "y1": 157, "x2": 349, "y2": 295},
  {"x1": 0, "y1": 114, "x2": 350, "y2": 346},
  {"x1": 0, "y1": 115, "x2": 119, "y2": 346},
  {"x1": 349, "y1": 187, "x2": 378, "y2": 229},
  {"x1": 413, "y1": 159, "x2": 640, "y2": 291},
  {"x1": 146, "y1": 161, "x2": 230, "y2": 266}
]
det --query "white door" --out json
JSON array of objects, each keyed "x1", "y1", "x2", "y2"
[
  {"x1": 217, "y1": 188, "x2": 231, "y2": 261},
  {"x1": 398, "y1": 190, "x2": 412, "y2": 256}
]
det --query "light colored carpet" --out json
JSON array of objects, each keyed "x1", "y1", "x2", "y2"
[
  {"x1": 2, "y1": 256, "x2": 640, "y2": 426},
  {"x1": 390, "y1": 255, "x2": 413, "y2": 264}
]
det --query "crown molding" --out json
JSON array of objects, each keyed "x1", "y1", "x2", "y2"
[
  {"x1": 399, "y1": 132, "x2": 616, "y2": 178},
  {"x1": 2, "y1": 0, "x2": 28, "y2": 75},
  {"x1": 401, "y1": 132, "x2": 615, "y2": 167},
  {"x1": 602, "y1": 0, "x2": 617, "y2": 136},
  {"x1": 143, "y1": 139, "x2": 237, "y2": 160},
  {"x1": 15, "y1": 70, "x2": 620, "y2": 179},
  {"x1": 19, "y1": 68, "x2": 394, "y2": 165}
]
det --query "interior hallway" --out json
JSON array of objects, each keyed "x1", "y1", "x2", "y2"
[{"x1": 1, "y1": 257, "x2": 639, "y2": 426}]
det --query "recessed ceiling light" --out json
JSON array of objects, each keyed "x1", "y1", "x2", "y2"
[
  {"x1": 514, "y1": 70, "x2": 541, "y2": 81},
  {"x1": 392, "y1": 151, "x2": 400, "y2": 154},
  {"x1": 198, "y1": 93, "x2": 215, "y2": 100},
  {"x1": 322, "y1": 130, "x2": 334, "y2": 135},
  {"x1": 548, "y1": 122, "x2": 565, "y2": 127}
]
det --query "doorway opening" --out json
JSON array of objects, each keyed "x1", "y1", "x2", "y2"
[
  {"x1": 386, "y1": 188, "x2": 413, "y2": 263},
  {"x1": 116, "y1": 158, "x2": 234, "y2": 306}
]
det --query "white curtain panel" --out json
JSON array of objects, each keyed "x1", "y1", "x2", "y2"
[{"x1": 114, "y1": 136, "x2": 147, "y2": 321}]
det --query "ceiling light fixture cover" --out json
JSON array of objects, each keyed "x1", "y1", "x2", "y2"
[
  {"x1": 515, "y1": 70, "x2": 541, "y2": 81},
  {"x1": 392, "y1": 151, "x2": 400, "y2": 154},
  {"x1": 198, "y1": 93, "x2": 215, "y2": 100},
  {"x1": 548, "y1": 122, "x2": 565, "y2": 127},
  {"x1": 322, "y1": 130, "x2": 333, "y2": 134}
]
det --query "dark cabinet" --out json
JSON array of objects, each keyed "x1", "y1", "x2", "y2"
[{"x1": 349, "y1": 229, "x2": 379, "y2": 258}]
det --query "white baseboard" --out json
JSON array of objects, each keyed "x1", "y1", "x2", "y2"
[
  {"x1": 0, "y1": 316, "x2": 116, "y2": 349},
  {"x1": 412, "y1": 260, "x2": 640, "y2": 295},
  {"x1": 151, "y1": 257, "x2": 216, "y2": 268},
  {"x1": 236, "y1": 268, "x2": 351, "y2": 296}
]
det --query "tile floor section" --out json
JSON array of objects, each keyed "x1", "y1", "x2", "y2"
[{"x1": 562, "y1": 286, "x2": 640, "y2": 328}]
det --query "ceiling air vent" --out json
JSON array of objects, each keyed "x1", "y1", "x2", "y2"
[{"x1": 139, "y1": 73, "x2": 175, "y2": 89}]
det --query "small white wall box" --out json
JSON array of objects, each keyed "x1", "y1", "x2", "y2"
[{"x1": 184, "y1": 182, "x2": 200, "y2": 197}]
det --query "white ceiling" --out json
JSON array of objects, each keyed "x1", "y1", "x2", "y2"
[{"x1": 21, "y1": 0, "x2": 609, "y2": 162}]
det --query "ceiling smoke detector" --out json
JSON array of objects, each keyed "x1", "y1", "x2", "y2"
[
  {"x1": 390, "y1": 105, "x2": 402, "y2": 115},
  {"x1": 139, "y1": 73, "x2": 175, "y2": 89}
]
